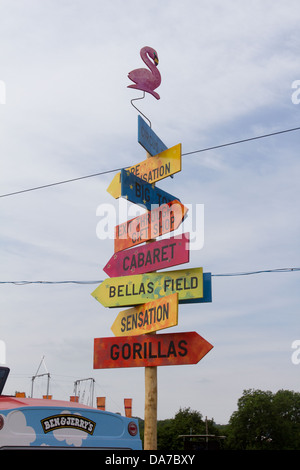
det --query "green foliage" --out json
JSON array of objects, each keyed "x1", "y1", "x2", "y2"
[
  {"x1": 139, "y1": 389, "x2": 300, "y2": 450},
  {"x1": 226, "y1": 389, "x2": 300, "y2": 450},
  {"x1": 157, "y1": 407, "x2": 219, "y2": 451}
]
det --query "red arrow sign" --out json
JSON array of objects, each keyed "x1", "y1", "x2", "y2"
[
  {"x1": 114, "y1": 200, "x2": 188, "y2": 253},
  {"x1": 104, "y1": 233, "x2": 190, "y2": 277},
  {"x1": 93, "y1": 332, "x2": 213, "y2": 369}
]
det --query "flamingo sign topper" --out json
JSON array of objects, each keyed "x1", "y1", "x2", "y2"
[{"x1": 128, "y1": 46, "x2": 161, "y2": 100}]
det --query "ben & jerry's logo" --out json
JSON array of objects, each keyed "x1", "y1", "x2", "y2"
[{"x1": 41, "y1": 413, "x2": 96, "y2": 435}]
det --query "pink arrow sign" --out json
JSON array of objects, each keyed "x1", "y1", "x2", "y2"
[{"x1": 104, "y1": 233, "x2": 190, "y2": 278}]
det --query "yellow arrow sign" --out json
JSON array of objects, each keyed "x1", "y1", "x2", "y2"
[
  {"x1": 107, "y1": 144, "x2": 182, "y2": 199},
  {"x1": 91, "y1": 267, "x2": 203, "y2": 308},
  {"x1": 111, "y1": 293, "x2": 178, "y2": 336}
]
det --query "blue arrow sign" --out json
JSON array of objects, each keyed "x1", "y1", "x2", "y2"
[
  {"x1": 180, "y1": 272, "x2": 212, "y2": 304},
  {"x1": 121, "y1": 169, "x2": 180, "y2": 211},
  {"x1": 203, "y1": 272, "x2": 212, "y2": 303},
  {"x1": 138, "y1": 115, "x2": 168, "y2": 156}
]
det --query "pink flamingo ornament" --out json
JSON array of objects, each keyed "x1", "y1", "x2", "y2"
[{"x1": 128, "y1": 46, "x2": 161, "y2": 100}]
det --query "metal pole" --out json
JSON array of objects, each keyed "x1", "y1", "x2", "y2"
[
  {"x1": 46, "y1": 373, "x2": 50, "y2": 398},
  {"x1": 30, "y1": 373, "x2": 50, "y2": 398}
]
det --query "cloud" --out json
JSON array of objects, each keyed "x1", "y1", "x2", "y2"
[
  {"x1": 52, "y1": 411, "x2": 88, "y2": 447},
  {"x1": 1, "y1": 0, "x2": 300, "y2": 425},
  {"x1": 0, "y1": 411, "x2": 36, "y2": 446}
]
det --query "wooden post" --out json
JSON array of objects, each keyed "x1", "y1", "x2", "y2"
[
  {"x1": 144, "y1": 337, "x2": 157, "y2": 450},
  {"x1": 144, "y1": 150, "x2": 158, "y2": 450}
]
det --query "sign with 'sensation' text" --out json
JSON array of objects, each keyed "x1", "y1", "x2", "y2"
[
  {"x1": 107, "y1": 144, "x2": 181, "y2": 199},
  {"x1": 111, "y1": 293, "x2": 178, "y2": 336}
]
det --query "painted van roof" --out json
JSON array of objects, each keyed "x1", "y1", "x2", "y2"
[{"x1": 0, "y1": 395, "x2": 97, "y2": 411}]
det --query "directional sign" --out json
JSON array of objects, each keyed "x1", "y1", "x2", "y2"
[
  {"x1": 138, "y1": 115, "x2": 168, "y2": 156},
  {"x1": 121, "y1": 169, "x2": 180, "y2": 211},
  {"x1": 111, "y1": 293, "x2": 178, "y2": 337},
  {"x1": 114, "y1": 200, "x2": 188, "y2": 253},
  {"x1": 91, "y1": 267, "x2": 203, "y2": 308},
  {"x1": 104, "y1": 233, "x2": 190, "y2": 277},
  {"x1": 93, "y1": 331, "x2": 213, "y2": 369},
  {"x1": 107, "y1": 144, "x2": 181, "y2": 199},
  {"x1": 198, "y1": 272, "x2": 212, "y2": 304}
]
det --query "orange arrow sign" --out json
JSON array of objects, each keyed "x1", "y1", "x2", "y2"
[
  {"x1": 93, "y1": 331, "x2": 213, "y2": 369},
  {"x1": 114, "y1": 200, "x2": 188, "y2": 253},
  {"x1": 111, "y1": 293, "x2": 178, "y2": 336}
]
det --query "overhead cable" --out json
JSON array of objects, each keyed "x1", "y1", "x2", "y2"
[
  {"x1": 0, "y1": 125, "x2": 299, "y2": 199},
  {"x1": 0, "y1": 267, "x2": 299, "y2": 285}
]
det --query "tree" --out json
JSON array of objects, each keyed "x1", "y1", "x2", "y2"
[
  {"x1": 271, "y1": 390, "x2": 300, "y2": 449},
  {"x1": 226, "y1": 389, "x2": 300, "y2": 450},
  {"x1": 157, "y1": 407, "x2": 218, "y2": 451}
]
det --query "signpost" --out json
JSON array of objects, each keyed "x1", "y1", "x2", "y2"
[
  {"x1": 94, "y1": 331, "x2": 213, "y2": 369},
  {"x1": 103, "y1": 233, "x2": 190, "y2": 277},
  {"x1": 197, "y1": 272, "x2": 212, "y2": 304},
  {"x1": 121, "y1": 169, "x2": 180, "y2": 211},
  {"x1": 91, "y1": 267, "x2": 204, "y2": 308},
  {"x1": 106, "y1": 144, "x2": 182, "y2": 199},
  {"x1": 114, "y1": 200, "x2": 188, "y2": 252},
  {"x1": 111, "y1": 293, "x2": 178, "y2": 337},
  {"x1": 138, "y1": 115, "x2": 168, "y2": 156},
  {"x1": 92, "y1": 50, "x2": 213, "y2": 450}
]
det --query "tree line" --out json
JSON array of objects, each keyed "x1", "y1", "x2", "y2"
[{"x1": 138, "y1": 389, "x2": 300, "y2": 450}]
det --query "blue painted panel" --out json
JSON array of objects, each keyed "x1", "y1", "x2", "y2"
[
  {"x1": 180, "y1": 273, "x2": 212, "y2": 304},
  {"x1": 0, "y1": 405, "x2": 142, "y2": 449},
  {"x1": 121, "y1": 169, "x2": 180, "y2": 211},
  {"x1": 138, "y1": 115, "x2": 168, "y2": 156}
]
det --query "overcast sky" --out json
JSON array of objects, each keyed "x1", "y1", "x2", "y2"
[{"x1": 1, "y1": 0, "x2": 300, "y2": 425}]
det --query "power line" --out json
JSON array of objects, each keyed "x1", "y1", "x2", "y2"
[
  {"x1": 0, "y1": 267, "x2": 299, "y2": 285},
  {"x1": 0, "y1": 167, "x2": 124, "y2": 199},
  {"x1": 182, "y1": 125, "x2": 300, "y2": 156},
  {"x1": 212, "y1": 267, "x2": 300, "y2": 277},
  {"x1": 0, "y1": 280, "x2": 101, "y2": 285},
  {"x1": 0, "y1": 125, "x2": 299, "y2": 199}
]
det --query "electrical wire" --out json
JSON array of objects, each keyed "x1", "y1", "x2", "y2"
[
  {"x1": 212, "y1": 267, "x2": 300, "y2": 277},
  {"x1": 0, "y1": 125, "x2": 299, "y2": 199},
  {"x1": 0, "y1": 167, "x2": 124, "y2": 199},
  {"x1": 182, "y1": 125, "x2": 300, "y2": 156},
  {"x1": 0, "y1": 280, "x2": 102, "y2": 285},
  {"x1": 0, "y1": 267, "x2": 299, "y2": 285},
  {"x1": 0, "y1": 127, "x2": 299, "y2": 285}
]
